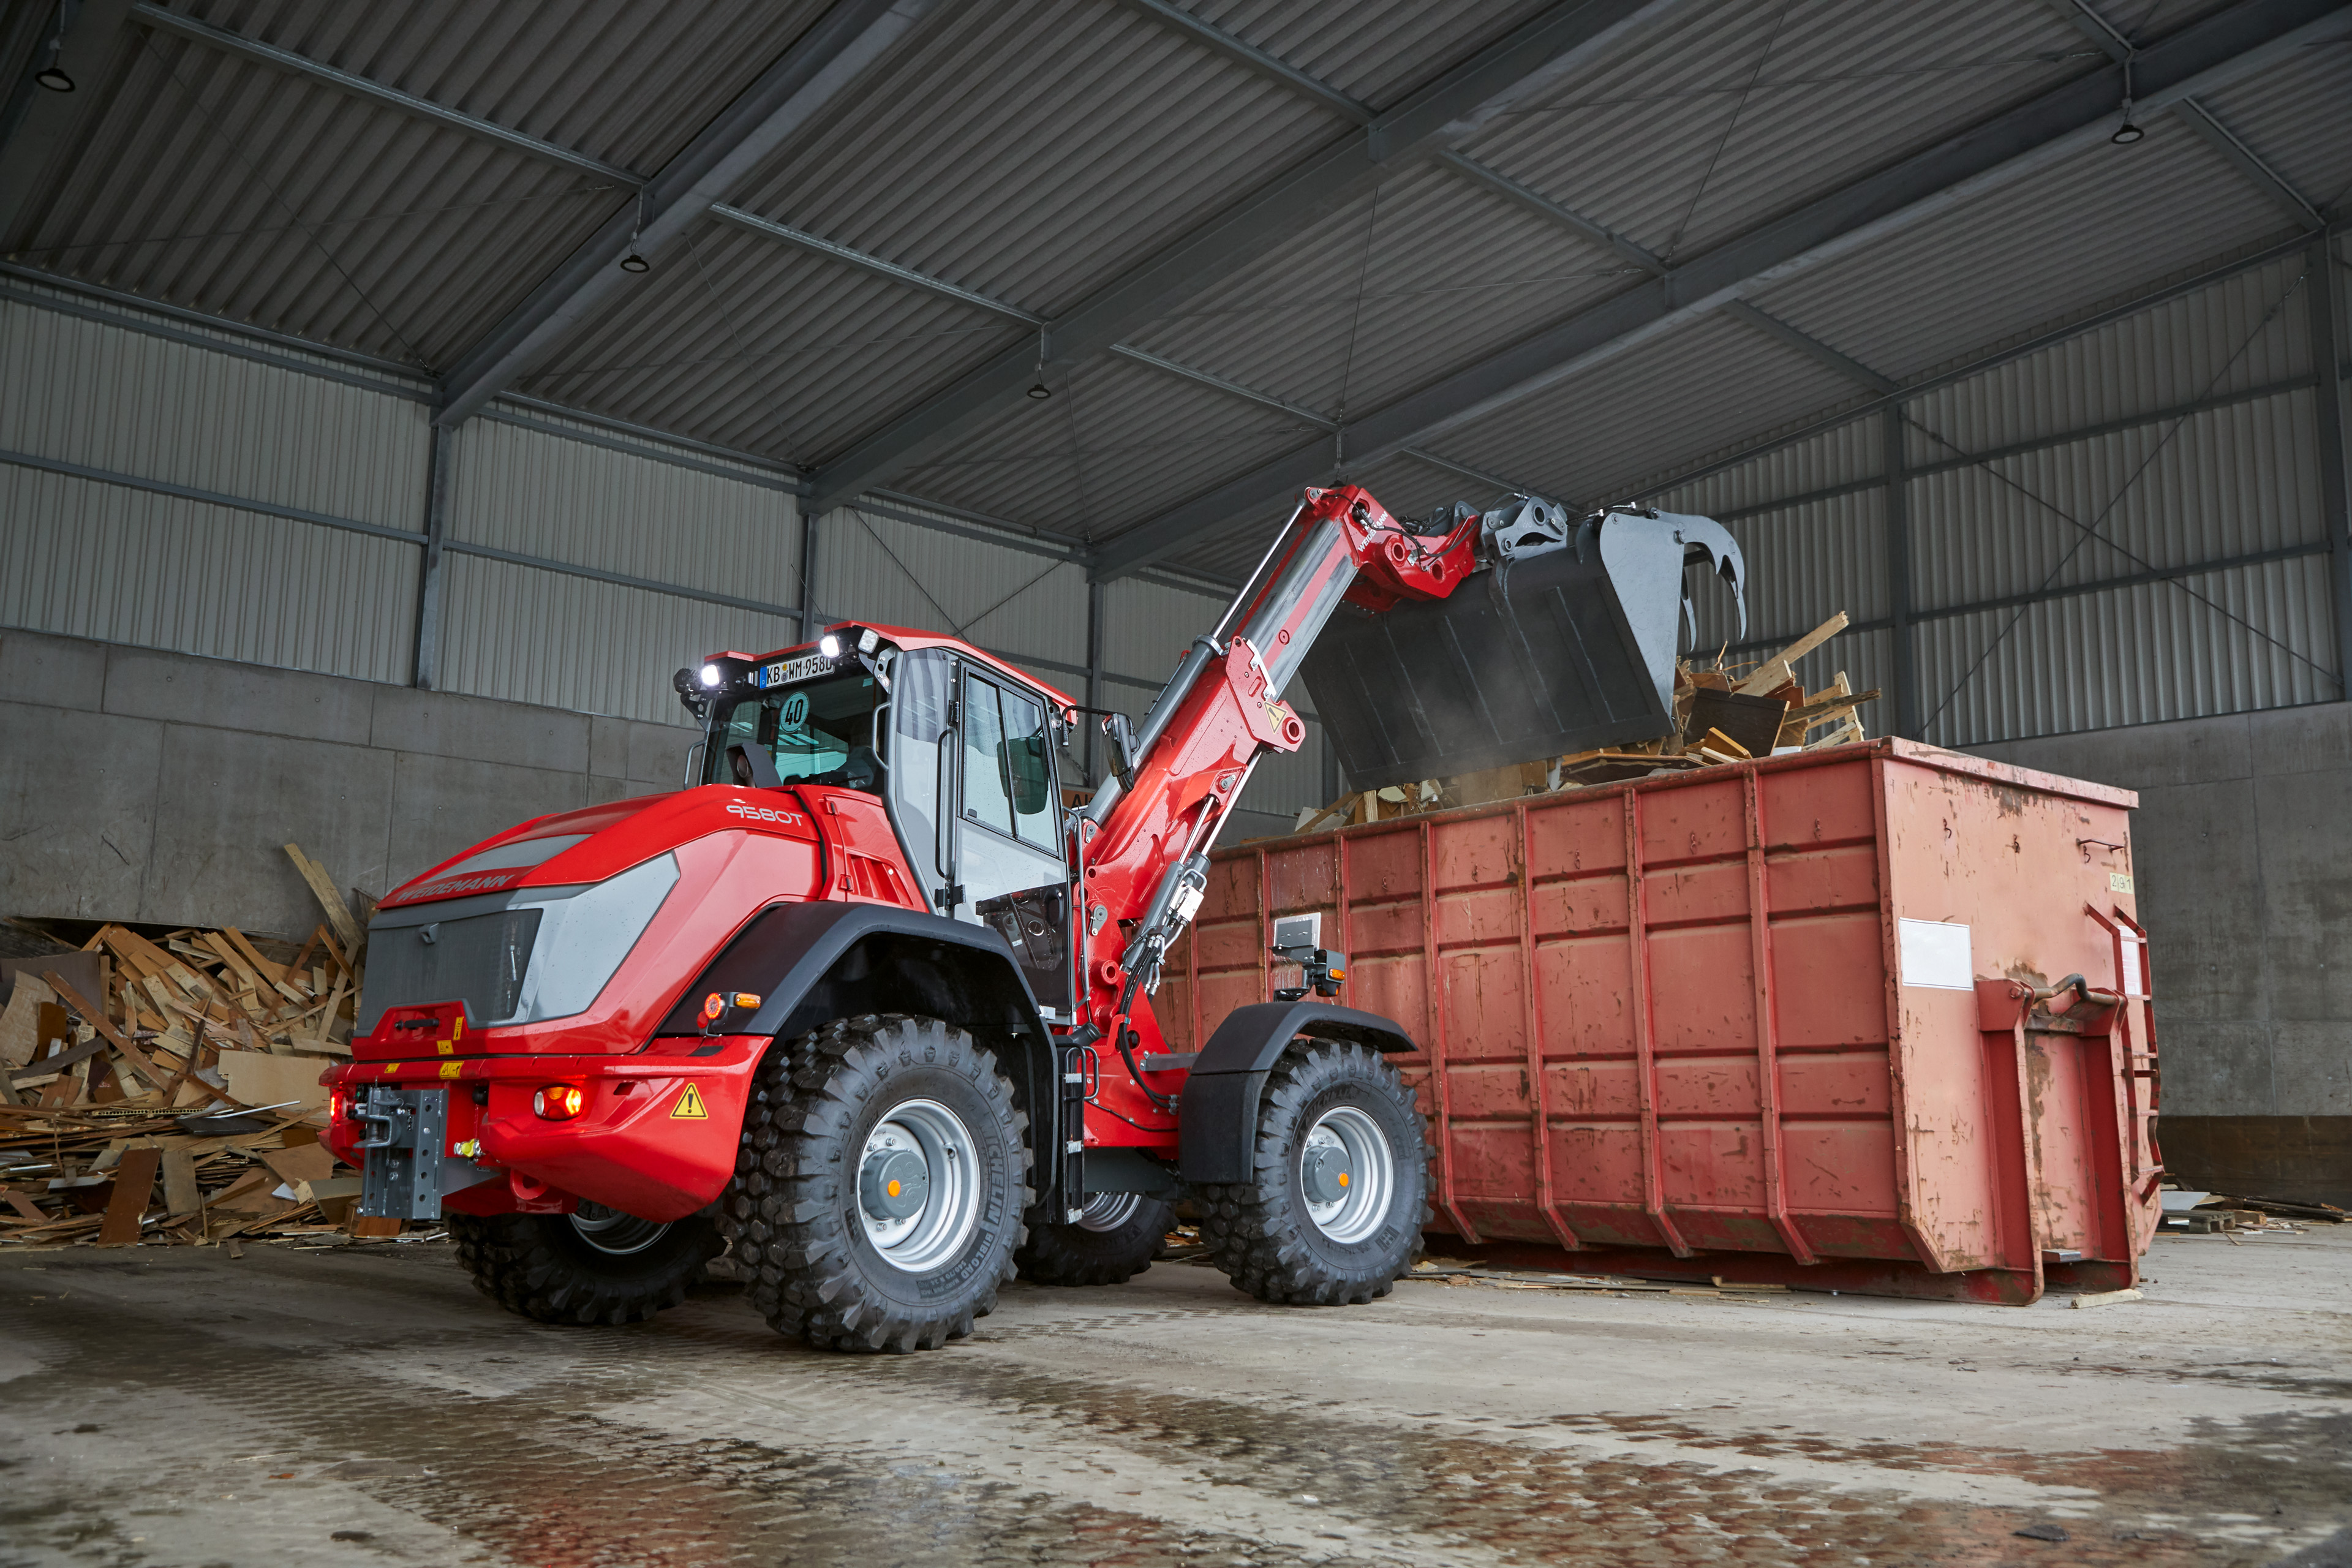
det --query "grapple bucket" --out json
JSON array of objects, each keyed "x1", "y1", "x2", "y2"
[{"x1": 1302, "y1": 509, "x2": 1745, "y2": 791}]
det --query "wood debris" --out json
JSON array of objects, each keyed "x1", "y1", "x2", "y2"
[
  {"x1": 0, "y1": 844, "x2": 398, "y2": 1250},
  {"x1": 1291, "y1": 612, "x2": 1880, "y2": 832}
]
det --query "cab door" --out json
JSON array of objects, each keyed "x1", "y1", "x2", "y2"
[{"x1": 944, "y1": 664, "x2": 1066, "y2": 917}]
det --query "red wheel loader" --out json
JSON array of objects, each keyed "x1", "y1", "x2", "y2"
[{"x1": 321, "y1": 484, "x2": 1745, "y2": 1351}]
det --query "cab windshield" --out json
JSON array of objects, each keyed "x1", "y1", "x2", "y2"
[{"x1": 703, "y1": 662, "x2": 888, "y2": 791}]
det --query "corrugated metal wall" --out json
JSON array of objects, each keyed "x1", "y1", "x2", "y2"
[
  {"x1": 438, "y1": 412, "x2": 801, "y2": 723},
  {"x1": 6, "y1": 235, "x2": 2344, "y2": 769},
  {"x1": 813, "y1": 500, "x2": 1087, "y2": 674},
  {"x1": 1656, "y1": 243, "x2": 2345, "y2": 750},
  {"x1": 0, "y1": 284, "x2": 426, "y2": 683}
]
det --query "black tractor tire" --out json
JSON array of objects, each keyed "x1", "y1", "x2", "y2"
[
  {"x1": 447, "y1": 1208, "x2": 722, "y2": 1325},
  {"x1": 727, "y1": 1013, "x2": 1030, "y2": 1353},
  {"x1": 1197, "y1": 1039, "x2": 1431, "y2": 1305},
  {"x1": 1016, "y1": 1193, "x2": 1175, "y2": 1286}
]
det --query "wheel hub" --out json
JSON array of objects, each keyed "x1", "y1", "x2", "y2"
[
  {"x1": 1300, "y1": 1105, "x2": 1395, "y2": 1244},
  {"x1": 1301, "y1": 1142, "x2": 1353, "y2": 1205},
  {"x1": 860, "y1": 1147, "x2": 930, "y2": 1220},
  {"x1": 854, "y1": 1099, "x2": 982, "y2": 1273}
]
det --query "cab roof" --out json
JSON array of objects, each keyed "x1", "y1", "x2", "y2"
[{"x1": 713, "y1": 622, "x2": 1077, "y2": 715}]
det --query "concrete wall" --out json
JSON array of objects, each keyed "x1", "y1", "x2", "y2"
[
  {"x1": 1, "y1": 628, "x2": 693, "y2": 941},
  {"x1": 1973, "y1": 704, "x2": 2352, "y2": 1205}
]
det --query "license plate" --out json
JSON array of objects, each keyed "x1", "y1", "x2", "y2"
[{"x1": 759, "y1": 652, "x2": 838, "y2": 688}]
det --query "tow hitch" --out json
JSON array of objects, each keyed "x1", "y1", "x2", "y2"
[{"x1": 355, "y1": 1085, "x2": 471, "y2": 1219}]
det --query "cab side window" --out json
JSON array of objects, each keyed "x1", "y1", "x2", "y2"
[
  {"x1": 960, "y1": 679, "x2": 1016, "y2": 837},
  {"x1": 998, "y1": 685, "x2": 1056, "y2": 849},
  {"x1": 958, "y1": 673, "x2": 1057, "y2": 848}
]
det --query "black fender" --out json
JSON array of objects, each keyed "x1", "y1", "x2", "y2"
[
  {"x1": 655, "y1": 901, "x2": 1062, "y2": 1207},
  {"x1": 1177, "y1": 1001, "x2": 1417, "y2": 1185}
]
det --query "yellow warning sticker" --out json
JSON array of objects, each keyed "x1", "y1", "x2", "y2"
[
  {"x1": 440, "y1": 1061, "x2": 464, "y2": 1080},
  {"x1": 671, "y1": 1082, "x2": 710, "y2": 1120}
]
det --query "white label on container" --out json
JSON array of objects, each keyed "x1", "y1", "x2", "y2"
[
  {"x1": 2109, "y1": 871, "x2": 2135, "y2": 893},
  {"x1": 2119, "y1": 940, "x2": 2144, "y2": 997},
  {"x1": 1898, "y1": 918, "x2": 1974, "y2": 990}
]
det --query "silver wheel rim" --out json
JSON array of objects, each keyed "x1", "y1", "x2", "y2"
[
  {"x1": 857, "y1": 1098, "x2": 982, "y2": 1273},
  {"x1": 1076, "y1": 1192, "x2": 1142, "y2": 1233},
  {"x1": 1300, "y1": 1104, "x2": 1394, "y2": 1244},
  {"x1": 570, "y1": 1202, "x2": 670, "y2": 1257}
]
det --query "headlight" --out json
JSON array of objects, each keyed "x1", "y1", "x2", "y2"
[
  {"x1": 699, "y1": 663, "x2": 723, "y2": 687},
  {"x1": 819, "y1": 634, "x2": 842, "y2": 658},
  {"x1": 857, "y1": 627, "x2": 880, "y2": 654}
]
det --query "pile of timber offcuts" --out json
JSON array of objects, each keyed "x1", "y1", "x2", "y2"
[
  {"x1": 0, "y1": 843, "x2": 393, "y2": 1251},
  {"x1": 1293, "y1": 611, "x2": 1879, "y2": 832}
]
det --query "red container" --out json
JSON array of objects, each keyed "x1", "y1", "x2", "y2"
[{"x1": 1164, "y1": 739, "x2": 2161, "y2": 1304}]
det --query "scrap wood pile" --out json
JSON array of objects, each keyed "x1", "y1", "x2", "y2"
[
  {"x1": 2159, "y1": 1188, "x2": 2346, "y2": 1236},
  {"x1": 0, "y1": 844, "x2": 394, "y2": 1250},
  {"x1": 1292, "y1": 611, "x2": 1880, "y2": 834}
]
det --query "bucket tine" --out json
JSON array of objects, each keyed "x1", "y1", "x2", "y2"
[{"x1": 1302, "y1": 507, "x2": 1747, "y2": 792}]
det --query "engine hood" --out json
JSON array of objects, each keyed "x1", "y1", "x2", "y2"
[{"x1": 380, "y1": 785, "x2": 822, "y2": 910}]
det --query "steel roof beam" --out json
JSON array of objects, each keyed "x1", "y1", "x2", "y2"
[
  {"x1": 1436, "y1": 150, "x2": 1667, "y2": 275},
  {"x1": 432, "y1": 0, "x2": 938, "y2": 427},
  {"x1": 1110, "y1": 0, "x2": 1372, "y2": 126},
  {"x1": 803, "y1": 0, "x2": 1694, "y2": 512},
  {"x1": 712, "y1": 203, "x2": 1044, "y2": 323},
  {"x1": 2176, "y1": 99, "x2": 2327, "y2": 227},
  {"x1": 129, "y1": 4, "x2": 641, "y2": 185},
  {"x1": 1103, "y1": 343, "x2": 1548, "y2": 498},
  {"x1": 1088, "y1": 0, "x2": 2351, "y2": 579},
  {"x1": 1721, "y1": 300, "x2": 1901, "y2": 394}
]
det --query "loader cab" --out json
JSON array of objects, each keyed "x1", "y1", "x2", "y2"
[{"x1": 692, "y1": 631, "x2": 1076, "y2": 1011}]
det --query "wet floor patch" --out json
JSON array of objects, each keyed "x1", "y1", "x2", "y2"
[{"x1": 2, "y1": 1249, "x2": 2347, "y2": 1567}]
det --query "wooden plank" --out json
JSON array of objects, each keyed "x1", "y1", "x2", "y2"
[
  {"x1": 6, "y1": 1032, "x2": 106, "y2": 1084},
  {"x1": 285, "y1": 844, "x2": 363, "y2": 952},
  {"x1": 160, "y1": 1148, "x2": 201, "y2": 1216},
  {"x1": 43, "y1": 971, "x2": 167, "y2": 1088},
  {"x1": 1787, "y1": 686, "x2": 1880, "y2": 725},
  {"x1": 97, "y1": 1147, "x2": 162, "y2": 1246},
  {"x1": 1733, "y1": 612, "x2": 1850, "y2": 695},
  {"x1": 222, "y1": 929, "x2": 292, "y2": 990}
]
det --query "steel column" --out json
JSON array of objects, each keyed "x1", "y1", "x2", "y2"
[
  {"x1": 1885, "y1": 407, "x2": 1920, "y2": 739},
  {"x1": 1085, "y1": 578, "x2": 1105, "y2": 783},
  {"x1": 412, "y1": 424, "x2": 454, "y2": 690},
  {"x1": 2316, "y1": 234, "x2": 2352, "y2": 692},
  {"x1": 798, "y1": 496, "x2": 821, "y2": 639}
]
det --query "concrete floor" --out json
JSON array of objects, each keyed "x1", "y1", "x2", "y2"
[{"x1": 1, "y1": 1229, "x2": 2346, "y2": 1568}]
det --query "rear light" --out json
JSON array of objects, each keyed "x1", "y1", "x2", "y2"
[
  {"x1": 533, "y1": 1085, "x2": 586, "y2": 1120},
  {"x1": 328, "y1": 1087, "x2": 347, "y2": 1123},
  {"x1": 701, "y1": 991, "x2": 762, "y2": 1027}
]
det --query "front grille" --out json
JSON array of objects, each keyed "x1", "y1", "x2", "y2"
[{"x1": 356, "y1": 907, "x2": 543, "y2": 1033}]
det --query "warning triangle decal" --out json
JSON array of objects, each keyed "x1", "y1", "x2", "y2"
[{"x1": 670, "y1": 1082, "x2": 710, "y2": 1120}]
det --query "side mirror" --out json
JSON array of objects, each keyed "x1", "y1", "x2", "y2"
[{"x1": 1001, "y1": 733, "x2": 1052, "y2": 815}]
